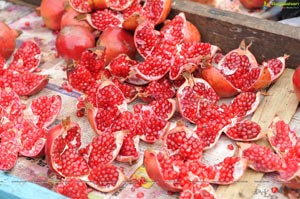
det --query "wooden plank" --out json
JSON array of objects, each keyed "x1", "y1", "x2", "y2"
[
  {"x1": 215, "y1": 68, "x2": 299, "y2": 199},
  {"x1": 0, "y1": 172, "x2": 68, "y2": 199},
  {"x1": 171, "y1": 0, "x2": 300, "y2": 69}
]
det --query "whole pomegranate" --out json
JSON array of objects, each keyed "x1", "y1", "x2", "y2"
[
  {"x1": 56, "y1": 25, "x2": 96, "y2": 61},
  {"x1": 0, "y1": 21, "x2": 20, "y2": 60},
  {"x1": 239, "y1": 0, "x2": 270, "y2": 9},
  {"x1": 39, "y1": 0, "x2": 67, "y2": 30},
  {"x1": 60, "y1": 7, "x2": 93, "y2": 31},
  {"x1": 97, "y1": 27, "x2": 136, "y2": 65},
  {"x1": 293, "y1": 65, "x2": 300, "y2": 101}
]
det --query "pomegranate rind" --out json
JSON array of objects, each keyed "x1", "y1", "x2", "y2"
[
  {"x1": 144, "y1": 150, "x2": 182, "y2": 192},
  {"x1": 201, "y1": 66, "x2": 240, "y2": 98}
]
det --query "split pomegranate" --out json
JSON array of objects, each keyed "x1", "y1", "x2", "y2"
[
  {"x1": 267, "y1": 116, "x2": 299, "y2": 156},
  {"x1": 97, "y1": 27, "x2": 137, "y2": 65},
  {"x1": 293, "y1": 65, "x2": 300, "y2": 101},
  {"x1": 55, "y1": 25, "x2": 96, "y2": 61},
  {"x1": 237, "y1": 142, "x2": 283, "y2": 172},
  {"x1": 222, "y1": 119, "x2": 264, "y2": 141},
  {"x1": 83, "y1": 131, "x2": 124, "y2": 169},
  {"x1": 180, "y1": 183, "x2": 217, "y2": 199},
  {"x1": 137, "y1": 76, "x2": 175, "y2": 103},
  {"x1": 56, "y1": 178, "x2": 89, "y2": 199},
  {"x1": 163, "y1": 121, "x2": 203, "y2": 161},
  {"x1": 0, "y1": 69, "x2": 49, "y2": 96},
  {"x1": 160, "y1": 12, "x2": 201, "y2": 43},
  {"x1": 84, "y1": 9, "x2": 123, "y2": 31},
  {"x1": 144, "y1": 150, "x2": 183, "y2": 192},
  {"x1": 201, "y1": 40, "x2": 272, "y2": 97},
  {"x1": 0, "y1": 21, "x2": 20, "y2": 60},
  {"x1": 39, "y1": 0, "x2": 67, "y2": 30},
  {"x1": 87, "y1": 164, "x2": 126, "y2": 192},
  {"x1": 30, "y1": 95, "x2": 62, "y2": 128},
  {"x1": 176, "y1": 75, "x2": 219, "y2": 123},
  {"x1": 8, "y1": 40, "x2": 41, "y2": 73},
  {"x1": 19, "y1": 119, "x2": 47, "y2": 158},
  {"x1": 45, "y1": 117, "x2": 90, "y2": 178}
]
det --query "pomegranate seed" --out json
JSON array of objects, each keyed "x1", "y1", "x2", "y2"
[
  {"x1": 76, "y1": 109, "x2": 85, "y2": 117},
  {"x1": 227, "y1": 144, "x2": 234, "y2": 150},
  {"x1": 271, "y1": 186, "x2": 279, "y2": 193},
  {"x1": 136, "y1": 192, "x2": 144, "y2": 198},
  {"x1": 24, "y1": 21, "x2": 30, "y2": 27}
]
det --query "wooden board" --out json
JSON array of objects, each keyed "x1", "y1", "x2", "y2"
[
  {"x1": 170, "y1": 0, "x2": 300, "y2": 69},
  {"x1": 215, "y1": 68, "x2": 299, "y2": 199}
]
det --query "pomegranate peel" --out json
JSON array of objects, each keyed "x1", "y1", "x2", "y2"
[{"x1": 144, "y1": 150, "x2": 183, "y2": 192}]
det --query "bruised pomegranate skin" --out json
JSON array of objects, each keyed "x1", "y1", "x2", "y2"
[
  {"x1": 97, "y1": 27, "x2": 137, "y2": 65},
  {"x1": 39, "y1": 0, "x2": 67, "y2": 30},
  {"x1": 293, "y1": 65, "x2": 300, "y2": 101},
  {"x1": 0, "y1": 21, "x2": 20, "y2": 60},
  {"x1": 239, "y1": 0, "x2": 270, "y2": 9},
  {"x1": 56, "y1": 25, "x2": 95, "y2": 61}
]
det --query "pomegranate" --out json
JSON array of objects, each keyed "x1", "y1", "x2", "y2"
[
  {"x1": 163, "y1": 121, "x2": 203, "y2": 161},
  {"x1": 237, "y1": 142, "x2": 283, "y2": 172},
  {"x1": 56, "y1": 178, "x2": 89, "y2": 199},
  {"x1": 97, "y1": 27, "x2": 137, "y2": 65},
  {"x1": 293, "y1": 65, "x2": 300, "y2": 101},
  {"x1": 160, "y1": 12, "x2": 201, "y2": 43},
  {"x1": 83, "y1": 9, "x2": 123, "y2": 31},
  {"x1": 0, "y1": 69, "x2": 49, "y2": 96},
  {"x1": 68, "y1": 0, "x2": 95, "y2": 13},
  {"x1": 239, "y1": 0, "x2": 270, "y2": 9},
  {"x1": 222, "y1": 119, "x2": 264, "y2": 141},
  {"x1": 55, "y1": 25, "x2": 95, "y2": 61},
  {"x1": 201, "y1": 40, "x2": 272, "y2": 97},
  {"x1": 46, "y1": 117, "x2": 90, "y2": 177},
  {"x1": 176, "y1": 75, "x2": 219, "y2": 123},
  {"x1": 267, "y1": 116, "x2": 298, "y2": 156},
  {"x1": 0, "y1": 21, "x2": 20, "y2": 60},
  {"x1": 30, "y1": 95, "x2": 62, "y2": 128},
  {"x1": 39, "y1": 0, "x2": 67, "y2": 30},
  {"x1": 180, "y1": 183, "x2": 217, "y2": 199},
  {"x1": 8, "y1": 40, "x2": 41, "y2": 73},
  {"x1": 60, "y1": 7, "x2": 93, "y2": 31}
]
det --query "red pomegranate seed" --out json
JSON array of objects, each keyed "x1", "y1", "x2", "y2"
[
  {"x1": 136, "y1": 192, "x2": 144, "y2": 198},
  {"x1": 271, "y1": 186, "x2": 279, "y2": 193},
  {"x1": 76, "y1": 109, "x2": 85, "y2": 117},
  {"x1": 24, "y1": 21, "x2": 30, "y2": 27},
  {"x1": 227, "y1": 144, "x2": 234, "y2": 150}
]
